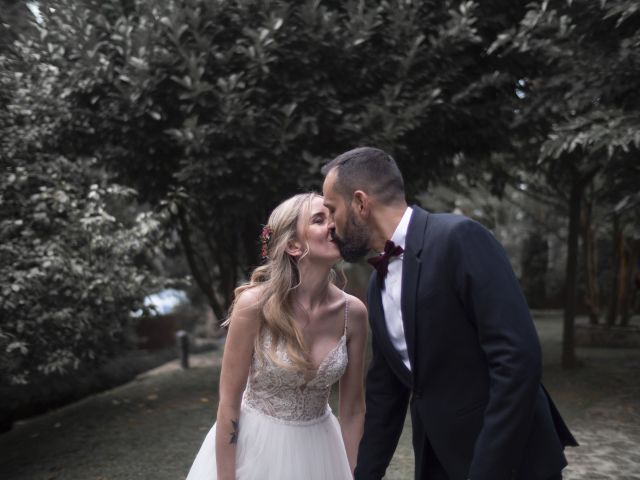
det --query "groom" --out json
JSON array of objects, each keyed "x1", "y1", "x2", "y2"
[{"x1": 321, "y1": 147, "x2": 577, "y2": 480}]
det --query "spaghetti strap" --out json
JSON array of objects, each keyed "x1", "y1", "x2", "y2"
[{"x1": 343, "y1": 291, "x2": 349, "y2": 336}]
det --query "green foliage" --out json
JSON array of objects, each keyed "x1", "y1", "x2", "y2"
[
  {"x1": 484, "y1": 0, "x2": 640, "y2": 364},
  {"x1": 20, "y1": 0, "x2": 522, "y2": 317},
  {"x1": 0, "y1": 15, "x2": 167, "y2": 385},
  {"x1": 0, "y1": 0, "x2": 36, "y2": 54},
  {"x1": 489, "y1": 0, "x2": 640, "y2": 199},
  {"x1": 488, "y1": 0, "x2": 640, "y2": 268},
  {"x1": 0, "y1": 156, "x2": 165, "y2": 385},
  {"x1": 8, "y1": 0, "x2": 636, "y2": 376}
]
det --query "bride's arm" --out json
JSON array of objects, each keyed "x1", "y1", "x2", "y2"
[
  {"x1": 338, "y1": 296, "x2": 368, "y2": 474},
  {"x1": 215, "y1": 289, "x2": 261, "y2": 480}
]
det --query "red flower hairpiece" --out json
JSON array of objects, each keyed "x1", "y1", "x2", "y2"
[{"x1": 259, "y1": 224, "x2": 272, "y2": 259}]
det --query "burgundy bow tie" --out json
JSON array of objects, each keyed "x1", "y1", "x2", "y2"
[{"x1": 368, "y1": 240, "x2": 404, "y2": 278}]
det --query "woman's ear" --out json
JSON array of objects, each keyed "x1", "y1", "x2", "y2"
[
  {"x1": 285, "y1": 238, "x2": 304, "y2": 259},
  {"x1": 352, "y1": 190, "x2": 370, "y2": 219}
]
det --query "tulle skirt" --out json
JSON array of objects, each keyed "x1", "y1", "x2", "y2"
[{"x1": 185, "y1": 404, "x2": 353, "y2": 480}]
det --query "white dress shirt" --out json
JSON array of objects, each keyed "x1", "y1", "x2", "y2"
[{"x1": 380, "y1": 207, "x2": 413, "y2": 371}]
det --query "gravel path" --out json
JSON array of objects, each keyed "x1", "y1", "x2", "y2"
[
  {"x1": 531, "y1": 314, "x2": 640, "y2": 480},
  {"x1": 386, "y1": 314, "x2": 640, "y2": 480},
  {"x1": 564, "y1": 423, "x2": 640, "y2": 480},
  {"x1": 0, "y1": 314, "x2": 638, "y2": 480}
]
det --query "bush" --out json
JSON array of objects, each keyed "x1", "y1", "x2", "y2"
[{"x1": 0, "y1": 156, "x2": 165, "y2": 386}]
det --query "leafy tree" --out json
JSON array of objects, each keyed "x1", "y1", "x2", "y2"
[
  {"x1": 489, "y1": 0, "x2": 640, "y2": 366},
  {"x1": 9, "y1": 0, "x2": 638, "y2": 376},
  {"x1": 24, "y1": 0, "x2": 525, "y2": 320},
  {"x1": 0, "y1": 18, "x2": 166, "y2": 388},
  {"x1": 0, "y1": 0, "x2": 36, "y2": 53},
  {"x1": 0, "y1": 158, "x2": 164, "y2": 385}
]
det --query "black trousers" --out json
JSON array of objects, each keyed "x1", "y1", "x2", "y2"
[{"x1": 411, "y1": 404, "x2": 448, "y2": 480}]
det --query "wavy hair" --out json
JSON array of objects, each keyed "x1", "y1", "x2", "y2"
[{"x1": 225, "y1": 193, "x2": 335, "y2": 372}]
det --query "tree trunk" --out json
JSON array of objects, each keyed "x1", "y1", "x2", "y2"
[
  {"x1": 581, "y1": 197, "x2": 600, "y2": 324},
  {"x1": 606, "y1": 214, "x2": 622, "y2": 326},
  {"x1": 562, "y1": 177, "x2": 582, "y2": 368},
  {"x1": 619, "y1": 238, "x2": 638, "y2": 326},
  {"x1": 521, "y1": 231, "x2": 548, "y2": 309},
  {"x1": 176, "y1": 207, "x2": 225, "y2": 322},
  {"x1": 631, "y1": 247, "x2": 640, "y2": 320}
]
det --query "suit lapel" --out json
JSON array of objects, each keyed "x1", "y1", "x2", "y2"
[
  {"x1": 401, "y1": 206, "x2": 428, "y2": 370},
  {"x1": 368, "y1": 274, "x2": 412, "y2": 387}
]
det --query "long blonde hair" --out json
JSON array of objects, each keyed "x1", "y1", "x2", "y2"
[{"x1": 226, "y1": 193, "x2": 331, "y2": 372}]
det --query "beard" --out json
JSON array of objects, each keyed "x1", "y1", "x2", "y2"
[{"x1": 331, "y1": 210, "x2": 370, "y2": 263}]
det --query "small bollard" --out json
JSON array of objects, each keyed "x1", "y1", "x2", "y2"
[{"x1": 176, "y1": 330, "x2": 190, "y2": 369}]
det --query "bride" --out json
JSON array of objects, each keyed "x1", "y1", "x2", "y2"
[{"x1": 185, "y1": 193, "x2": 367, "y2": 480}]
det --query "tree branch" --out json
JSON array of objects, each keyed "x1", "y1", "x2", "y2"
[{"x1": 176, "y1": 206, "x2": 224, "y2": 321}]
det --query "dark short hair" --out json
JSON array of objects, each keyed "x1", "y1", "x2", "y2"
[{"x1": 321, "y1": 147, "x2": 405, "y2": 204}]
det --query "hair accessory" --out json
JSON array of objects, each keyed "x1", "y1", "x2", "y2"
[{"x1": 259, "y1": 224, "x2": 273, "y2": 259}]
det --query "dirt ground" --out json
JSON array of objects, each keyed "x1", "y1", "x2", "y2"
[{"x1": 1, "y1": 313, "x2": 639, "y2": 480}]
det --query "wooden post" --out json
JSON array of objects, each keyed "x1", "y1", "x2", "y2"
[{"x1": 176, "y1": 330, "x2": 190, "y2": 369}]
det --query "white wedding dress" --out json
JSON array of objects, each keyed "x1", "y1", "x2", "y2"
[{"x1": 185, "y1": 300, "x2": 352, "y2": 480}]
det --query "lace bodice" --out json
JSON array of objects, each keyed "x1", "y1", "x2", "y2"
[{"x1": 242, "y1": 298, "x2": 349, "y2": 424}]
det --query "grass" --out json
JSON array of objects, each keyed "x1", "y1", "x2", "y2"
[{"x1": 1, "y1": 313, "x2": 639, "y2": 480}]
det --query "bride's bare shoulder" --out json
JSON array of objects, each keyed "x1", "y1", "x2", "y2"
[
  {"x1": 235, "y1": 284, "x2": 265, "y2": 304},
  {"x1": 329, "y1": 286, "x2": 367, "y2": 324},
  {"x1": 346, "y1": 293, "x2": 367, "y2": 321},
  {"x1": 228, "y1": 285, "x2": 265, "y2": 329}
]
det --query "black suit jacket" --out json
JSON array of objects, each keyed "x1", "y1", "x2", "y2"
[{"x1": 354, "y1": 207, "x2": 577, "y2": 480}]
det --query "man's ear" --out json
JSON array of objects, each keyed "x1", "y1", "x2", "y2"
[
  {"x1": 285, "y1": 238, "x2": 304, "y2": 259},
  {"x1": 352, "y1": 190, "x2": 370, "y2": 219}
]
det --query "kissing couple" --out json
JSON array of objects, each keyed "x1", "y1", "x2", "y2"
[{"x1": 185, "y1": 147, "x2": 578, "y2": 480}]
